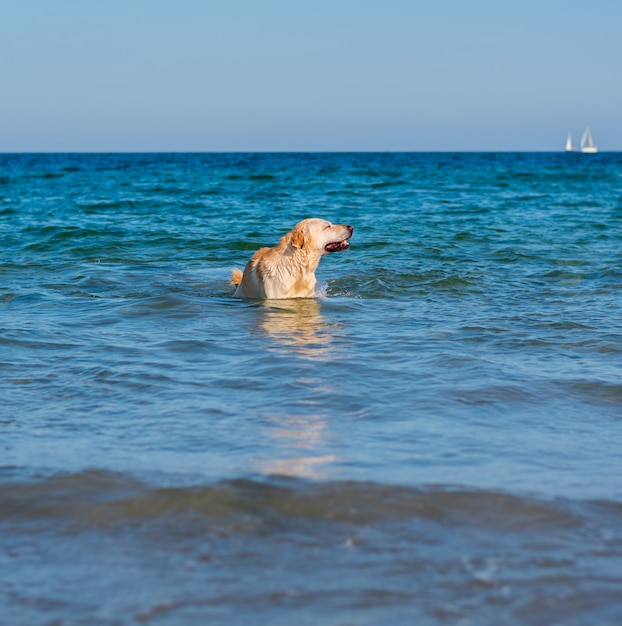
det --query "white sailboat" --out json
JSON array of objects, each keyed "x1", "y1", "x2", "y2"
[
  {"x1": 580, "y1": 127, "x2": 598, "y2": 153},
  {"x1": 565, "y1": 133, "x2": 574, "y2": 152}
]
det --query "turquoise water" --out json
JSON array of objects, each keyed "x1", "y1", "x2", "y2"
[{"x1": 2, "y1": 152, "x2": 622, "y2": 624}]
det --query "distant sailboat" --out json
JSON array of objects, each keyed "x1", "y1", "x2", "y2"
[
  {"x1": 565, "y1": 133, "x2": 574, "y2": 152},
  {"x1": 580, "y1": 127, "x2": 598, "y2": 153}
]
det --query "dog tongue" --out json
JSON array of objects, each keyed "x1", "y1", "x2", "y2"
[{"x1": 325, "y1": 240, "x2": 350, "y2": 253}]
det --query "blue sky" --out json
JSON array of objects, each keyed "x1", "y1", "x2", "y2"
[{"x1": 1, "y1": 0, "x2": 620, "y2": 151}]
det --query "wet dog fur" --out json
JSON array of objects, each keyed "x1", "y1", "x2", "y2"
[{"x1": 231, "y1": 218, "x2": 353, "y2": 299}]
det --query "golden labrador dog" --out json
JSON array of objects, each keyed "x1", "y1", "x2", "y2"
[{"x1": 231, "y1": 218, "x2": 354, "y2": 299}]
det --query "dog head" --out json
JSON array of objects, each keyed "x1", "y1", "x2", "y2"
[{"x1": 289, "y1": 218, "x2": 354, "y2": 256}]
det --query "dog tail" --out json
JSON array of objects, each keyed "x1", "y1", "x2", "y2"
[{"x1": 231, "y1": 268, "x2": 243, "y2": 286}]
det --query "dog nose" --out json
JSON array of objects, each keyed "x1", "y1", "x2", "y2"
[{"x1": 346, "y1": 225, "x2": 354, "y2": 233}]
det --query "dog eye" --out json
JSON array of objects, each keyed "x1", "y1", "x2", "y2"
[{"x1": 323, "y1": 224, "x2": 331, "y2": 230}]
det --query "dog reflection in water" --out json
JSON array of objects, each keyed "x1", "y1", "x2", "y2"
[
  {"x1": 261, "y1": 452, "x2": 338, "y2": 480},
  {"x1": 253, "y1": 299, "x2": 340, "y2": 360},
  {"x1": 252, "y1": 300, "x2": 342, "y2": 478},
  {"x1": 260, "y1": 411, "x2": 338, "y2": 480}
]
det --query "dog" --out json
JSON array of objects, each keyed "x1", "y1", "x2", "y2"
[{"x1": 231, "y1": 218, "x2": 354, "y2": 299}]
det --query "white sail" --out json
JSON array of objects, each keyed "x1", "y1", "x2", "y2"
[
  {"x1": 580, "y1": 127, "x2": 598, "y2": 153},
  {"x1": 565, "y1": 133, "x2": 573, "y2": 152}
]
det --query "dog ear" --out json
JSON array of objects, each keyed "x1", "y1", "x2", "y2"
[{"x1": 291, "y1": 228, "x2": 305, "y2": 249}]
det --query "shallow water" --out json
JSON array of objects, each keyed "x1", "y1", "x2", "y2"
[{"x1": 2, "y1": 152, "x2": 622, "y2": 624}]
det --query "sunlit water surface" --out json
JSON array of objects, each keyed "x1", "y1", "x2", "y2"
[{"x1": 2, "y1": 152, "x2": 622, "y2": 624}]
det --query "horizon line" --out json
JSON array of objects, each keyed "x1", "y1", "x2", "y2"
[{"x1": 1, "y1": 149, "x2": 619, "y2": 155}]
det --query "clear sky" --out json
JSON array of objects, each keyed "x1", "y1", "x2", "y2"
[{"x1": 2, "y1": 0, "x2": 621, "y2": 151}]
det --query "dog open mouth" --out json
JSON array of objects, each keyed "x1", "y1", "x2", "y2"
[{"x1": 325, "y1": 240, "x2": 350, "y2": 253}]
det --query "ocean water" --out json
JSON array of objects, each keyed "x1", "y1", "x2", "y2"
[{"x1": 2, "y1": 152, "x2": 622, "y2": 625}]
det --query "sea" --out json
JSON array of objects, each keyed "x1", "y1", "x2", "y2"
[{"x1": 1, "y1": 151, "x2": 622, "y2": 625}]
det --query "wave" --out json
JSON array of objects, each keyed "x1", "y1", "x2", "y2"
[
  {"x1": 2, "y1": 471, "x2": 622, "y2": 626},
  {"x1": 2, "y1": 470, "x2": 620, "y2": 534}
]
